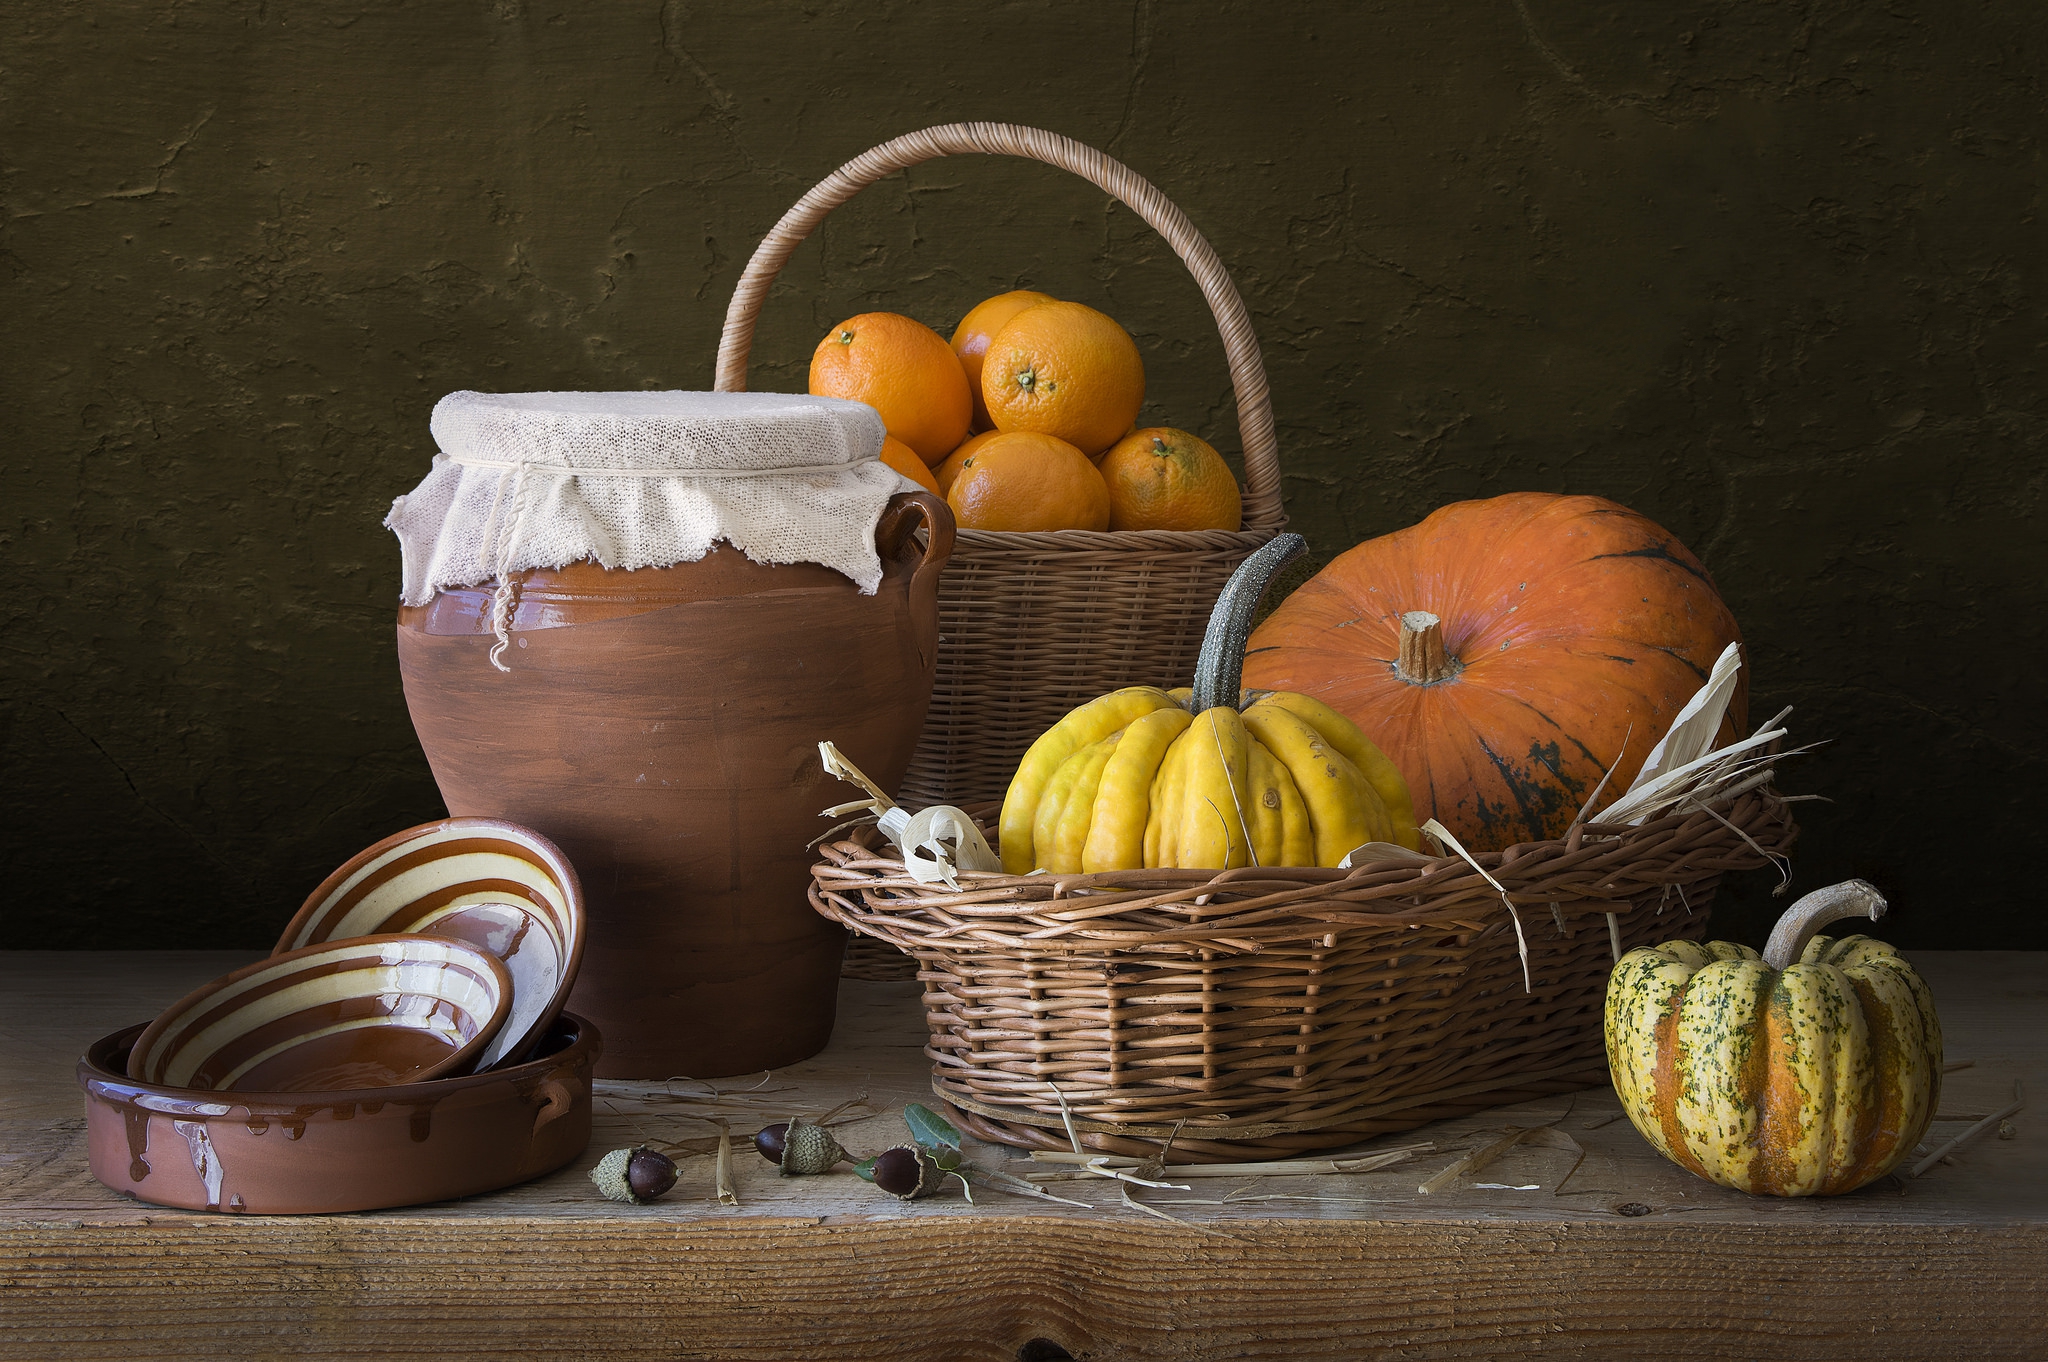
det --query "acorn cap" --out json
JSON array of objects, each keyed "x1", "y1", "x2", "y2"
[{"x1": 778, "y1": 1116, "x2": 849, "y2": 1176}]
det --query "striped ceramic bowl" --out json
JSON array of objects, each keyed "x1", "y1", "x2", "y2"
[
  {"x1": 276, "y1": 818, "x2": 585, "y2": 1072},
  {"x1": 127, "y1": 935, "x2": 511, "y2": 1092}
]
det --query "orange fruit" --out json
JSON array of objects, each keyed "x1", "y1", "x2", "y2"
[
  {"x1": 950, "y1": 289, "x2": 1056, "y2": 430},
  {"x1": 809, "y1": 312, "x2": 971, "y2": 463},
  {"x1": 934, "y1": 430, "x2": 1002, "y2": 496},
  {"x1": 878, "y1": 435, "x2": 939, "y2": 495},
  {"x1": 981, "y1": 301, "x2": 1145, "y2": 456},
  {"x1": 1097, "y1": 427, "x2": 1243, "y2": 532},
  {"x1": 946, "y1": 431, "x2": 1110, "y2": 532}
]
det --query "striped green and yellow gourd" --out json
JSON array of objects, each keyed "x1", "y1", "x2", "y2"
[{"x1": 1604, "y1": 879, "x2": 1942, "y2": 1197}]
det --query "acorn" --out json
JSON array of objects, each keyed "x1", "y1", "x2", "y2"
[
  {"x1": 756, "y1": 1116, "x2": 848, "y2": 1176},
  {"x1": 870, "y1": 1143, "x2": 947, "y2": 1200},
  {"x1": 589, "y1": 1145, "x2": 679, "y2": 1204}
]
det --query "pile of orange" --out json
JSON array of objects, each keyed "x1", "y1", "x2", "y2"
[{"x1": 807, "y1": 291, "x2": 1242, "y2": 534}]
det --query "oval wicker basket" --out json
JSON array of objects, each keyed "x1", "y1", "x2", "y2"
[
  {"x1": 812, "y1": 791, "x2": 1797, "y2": 1162},
  {"x1": 715, "y1": 122, "x2": 1286, "y2": 808}
]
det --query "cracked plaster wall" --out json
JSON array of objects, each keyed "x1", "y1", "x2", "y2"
[{"x1": 3, "y1": 1, "x2": 2041, "y2": 949}]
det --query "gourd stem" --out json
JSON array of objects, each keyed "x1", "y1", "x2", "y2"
[
  {"x1": 1396, "y1": 611, "x2": 1458, "y2": 685},
  {"x1": 1189, "y1": 533, "x2": 1306, "y2": 712},
  {"x1": 1760, "y1": 879, "x2": 1888, "y2": 971}
]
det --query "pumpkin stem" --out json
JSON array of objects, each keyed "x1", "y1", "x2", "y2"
[
  {"x1": 1760, "y1": 879, "x2": 1888, "y2": 971},
  {"x1": 1395, "y1": 611, "x2": 1459, "y2": 685},
  {"x1": 1189, "y1": 533, "x2": 1307, "y2": 713}
]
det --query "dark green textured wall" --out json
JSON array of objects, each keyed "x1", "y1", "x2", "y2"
[{"x1": 5, "y1": 2, "x2": 2041, "y2": 949}]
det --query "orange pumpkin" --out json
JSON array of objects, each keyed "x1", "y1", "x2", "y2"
[{"x1": 1242, "y1": 492, "x2": 1745, "y2": 850}]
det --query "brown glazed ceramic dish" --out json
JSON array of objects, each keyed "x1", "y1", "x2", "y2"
[
  {"x1": 276, "y1": 817, "x2": 585, "y2": 1072},
  {"x1": 81, "y1": 1014, "x2": 599, "y2": 1214},
  {"x1": 127, "y1": 936, "x2": 511, "y2": 1091},
  {"x1": 396, "y1": 492, "x2": 952, "y2": 1079}
]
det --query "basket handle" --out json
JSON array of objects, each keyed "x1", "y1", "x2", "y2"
[{"x1": 714, "y1": 122, "x2": 1284, "y2": 533}]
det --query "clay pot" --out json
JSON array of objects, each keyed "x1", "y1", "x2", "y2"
[
  {"x1": 81, "y1": 1014, "x2": 598, "y2": 1215},
  {"x1": 397, "y1": 492, "x2": 952, "y2": 1078}
]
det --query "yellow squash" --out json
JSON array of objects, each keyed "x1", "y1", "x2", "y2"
[
  {"x1": 1605, "y1": 880, "x2": 1942, "y2": 1197},
  {"x1": 999, "y1": 535, "x2": 1421, "y2": 874}
]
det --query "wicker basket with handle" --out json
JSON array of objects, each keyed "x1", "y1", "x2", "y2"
[{"x1": 715, "y1": 122, "x2": 1286, "y2": 808}]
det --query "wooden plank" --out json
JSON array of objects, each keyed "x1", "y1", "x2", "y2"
[
  {"x1": 4, "y1": 1217, "x2": 2042, "y2": 1360},
  {"x1": 2, "y1": 951, "x2": 2044, "y2": 1359}
]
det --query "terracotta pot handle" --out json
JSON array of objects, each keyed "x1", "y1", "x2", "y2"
[
  {"x1": 529, "y1": 1076, "x2": 574, "y2": 1135},
  {"x1": 875, "y1": 492, "x2": 955, "y2": 671}
]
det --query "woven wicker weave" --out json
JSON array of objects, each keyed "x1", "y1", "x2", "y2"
[
  {"x1": 811, "y1": 791, "x2": 1796, "y2": 1162},
  {"x1": 841, "y1": 932, "x2": 919, "y2": 983},
  {"x1": 714, "y1": 123, "x2": 1286, "y2": 808}
]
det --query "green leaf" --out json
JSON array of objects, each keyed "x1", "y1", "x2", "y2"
[
  {"x1": 849, "y1": 1155, "x2": 878, "y2": 1184},
  {"x1": 904, "y1": 1102, "x2": 961, "y2": 1151}
]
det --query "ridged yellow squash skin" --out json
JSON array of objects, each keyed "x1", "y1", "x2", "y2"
[
  {"x1": 1002, "y1": 692, "x2": 1420, "y2": 874},
  {"x1": 1249, "y1": 690, "x2": 1419, "y2": 851},
  {"x1": 1239, "y1": 701, "x2": 1379, "y2": 867},
  {"x1": 1000, "y1": 687, "x2": 1180, "y2": 874},
  {"x1": 1157, "y1": 707, "x2": 1254, "y2": 870},
  {"x1": 1038, "y1": 735, "x2": 1119, "y2": 874},
  {"x1": 998, "y1": 533, "x2": 1423, "y2": 874},
  {"x1": 1081, "y1": 706, "x2": 1193, "y2": 871},
  {"x1": 1605, "y1": 933, "x2": 1942, "y2": 1196}
]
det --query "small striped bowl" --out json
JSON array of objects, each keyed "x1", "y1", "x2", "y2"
[
  {"x1": 126, "y1": 935, "x2": 512, "y2": 1092},
  {"x1": 277, "y1": 818, "x2": 585, "y2": 1072}
]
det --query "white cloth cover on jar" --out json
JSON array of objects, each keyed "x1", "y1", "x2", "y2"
[{"x1": 386, "y1": 390, "x2": 916, "y2": 667}]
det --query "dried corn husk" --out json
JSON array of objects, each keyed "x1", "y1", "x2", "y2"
[
  {"x1": 1628, "y1": 641, "x2": 1744, "y2": 799},
  {"x1": 1598, "y1": 720, "x2": 1795, "y2": 828},
  {"x1": 818, "y1": 741, "x2": 998, "y2": 888},
  {"x1": 1338, "y1": 841, "x2": 1432, "y2": 870}
]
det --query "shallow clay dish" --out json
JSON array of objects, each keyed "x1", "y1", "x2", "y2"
[
  {"x1": 127, "y1": 936, "x2": 511, "y2": 1091},
  {"x1": 81, "y1": 1014, "x2": 600, "y2": 1214},
  {"x1": 277, "y1": 818, "x2": 585, "y2": 1072}
]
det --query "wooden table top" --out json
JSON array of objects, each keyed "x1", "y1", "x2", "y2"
[{"x1": 2, "y1": 949, "x2": 2042, "y2": 1360}]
